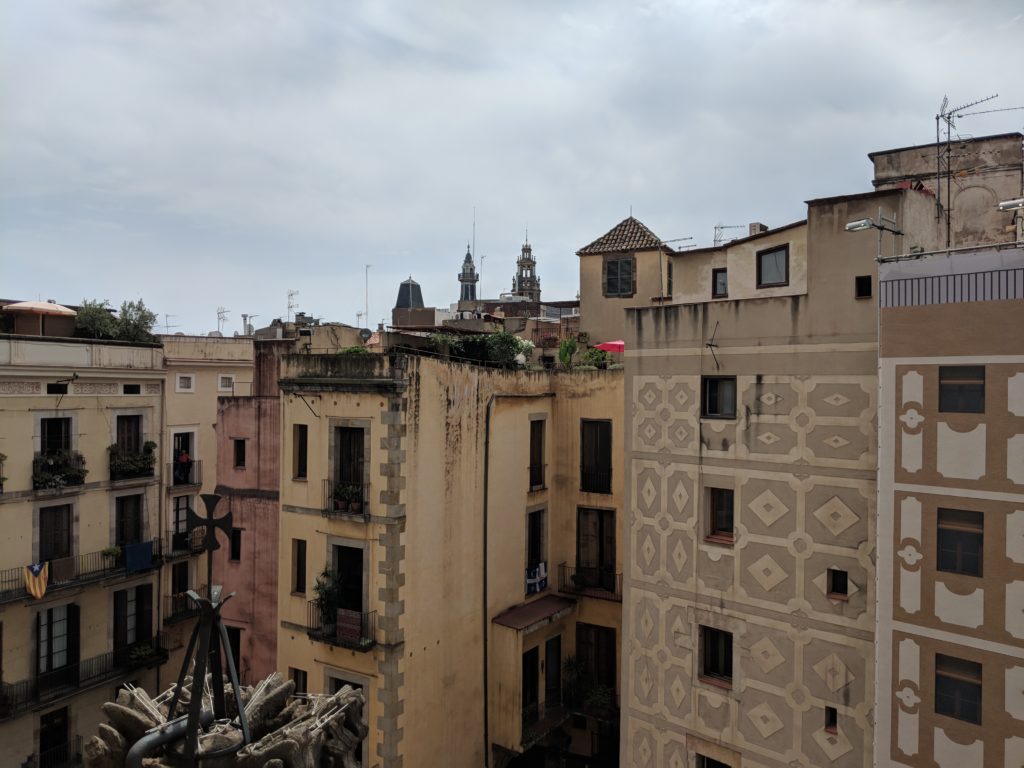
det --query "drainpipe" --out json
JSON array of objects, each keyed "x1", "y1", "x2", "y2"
[{"x1": 482, "y1": 391, "x2": 554, "y2": 768}]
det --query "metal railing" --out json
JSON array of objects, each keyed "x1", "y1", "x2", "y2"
[
  {"x1": 322, "y1": 478, "x2": 369, "y2": 519},
  {"x1": 164, "y1": 527, "x2": 205, "y2": 559},
  {"x1": 305, "y1": 600, "x2": 376, "y2": 651},
  {"x1": 168, "y1": 460, "x2": 202, "y2": 487},
  {"x1": 37, "y1": 735, "x2": 83, "y2": 768},
  {"x1": 32, "y1": 451, "x2": 87, "y2": 492},
  {"x1": 558, "y1": 563, "x2": 622, "y2": 601},
  {"x1": 881, "y1": 266, "x2": 1024, "y2": 308},
  {"x1": 580, "y1": 466, "x2": 612, "y2": 494},
  {"x1": 109, "y1": 436, "x2": 157, "y2": 482},
  {"x1": 0, "y1": 636, "x2": 167, "y2": 721},
  {"x1": 164, "y1": 585, "x2": 208, "y2": 625},
  {"x1": 0, "y1": 539, "x2": 161, "y2": 604},
  {"x1": 529, "y1": 464, "x2": 545, "y2": 490}
]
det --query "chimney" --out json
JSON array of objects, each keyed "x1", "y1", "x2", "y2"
[{"x1": 749, "y1": 222, "x2": 768, "y2": 236}]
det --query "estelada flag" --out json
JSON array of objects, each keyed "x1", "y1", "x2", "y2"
[{"x1": 25, "y1": 562, "x2": 49, "y2": 599}]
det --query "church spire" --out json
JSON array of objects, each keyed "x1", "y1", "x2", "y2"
[{"x1": 458, "y1": 243, "x2": 479, "y2": 302}]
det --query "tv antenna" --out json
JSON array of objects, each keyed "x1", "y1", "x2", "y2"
[
  {"x1": 356, "y1": 310, "x2": 365, "y2": 327},
  {"x1": 162, "y1": 314, "x2": 179, "y2": 334},
  {"x1": 287, "y1": 289, "x2": 299, "y2": 322},
  {"x1": 714, "y1": 224, "x2": 746, "y2": 247},
  {"x1": 216, "y1": 307, "x2": 230, "y2": 334},
  {"x1": 705, "y1": 321, "x2": 721, "y2": 370}
]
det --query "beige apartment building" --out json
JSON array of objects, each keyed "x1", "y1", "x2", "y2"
[
  {"x1": 275, "y1": 347, "x2": 625, "y2": 767},
  {"x1": 0, "y1": 332, "x2": 167, "y2": 766}
]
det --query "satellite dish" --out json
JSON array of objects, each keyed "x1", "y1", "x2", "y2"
[{"x1": 359, "y1": 328, "x2": 372, "y2": 342}]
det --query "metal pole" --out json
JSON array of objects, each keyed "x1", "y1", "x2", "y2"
[{"x1": 365, "y1": 265, "x2": 371, "y2": 328}]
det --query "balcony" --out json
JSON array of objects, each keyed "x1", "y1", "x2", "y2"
[
  {"x1": 580, "y1": 466, "x2": 612, "y2": 494},
  {"x1": 164, "y1": 585, "x2": 208, "y2": 625},
  {"x1": 0, "y1": 540, "x2": 160, "y2": 605},
  {"x1": 558, "y1": 563, "x2": 622, "y2": 602},
  {"x1": 529, "y1": 463, "x2": 545, "y2": 490},
  {"x1": 305, "y1": 600, "x2": 376, "y2": 651},
  {"x1": 0, "y1": 636, "x2": 167, "y2": 722},
  {"x1": 37, "y1": 735, "x2": 83, "y2": 768},
  {"x1": 32, "y1": 451, "x2": 88, "y2": 492},
  {"x1": 168, "y1": 459, "x2": 202, "y2": 488},
  {"x1": 108, "y1": 439, "x2": 157, "y2": 482},
  {"x1": 322, "y1": 479, "x2": 369, "y2": 520},
  {"x1": 163, "y1": 527, "x2": 205, "y2": 559}
]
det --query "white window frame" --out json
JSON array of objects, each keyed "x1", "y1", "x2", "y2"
[
  {"x1": 175, "y1": 374, "x2": 196, "y2": 393},
  {"x1": 218, "y1": 374, "x2": 235, "y2": 392}
]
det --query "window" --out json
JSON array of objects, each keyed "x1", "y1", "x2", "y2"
[
  {"x1": 46, "y1": 382, "x2": 68, "y2": 395},
  {"x1": 666, "y1": 260, "x2": 674, "y2": 297},
  {"x1": 293, "y1": 424, "x2": 308, "y2": 479},
  {"x1": 707, "y1": 488, "x2": 734, "y2": 542},
  {"x1": 175, "y1": 374, "x2": 195, "y2": 393},
  {"x1": 230, "y1": 528, "x2": 242, "y2": 561},
  {"x1": 37, "y1": 604, "x2": 79, "y2": 691},
  {"x1": 827, "y1": 568, "x2": 849, "y2": 598},
  {"x1": 696, "y1": 757, "x2": 730, "y2": 768},
  {"x1": 218, "y1": 374, "x2": 235, "y2": 392},
  {"x1": 115, "y1": 494, "x2": 143, "y2": 546},
  {"x1": 757, "y1": 244, "x2": 789, "y2": 287},
  {"x1": 123, "y1": 383, "x2": 141, "y2": 395},
  {"x1": 604, "y1": 255, "x2": 635, "y2": 297},
  {"x1": 937, "y1": 509, "x2": 983, "y2": 577},
  {"x1": 702, "y1": 376, "x2": 737, "y2": 419},
  {"x1": 529, "y1": 419, "x2": 545, "y2": 489},
  {"x1": 712, "y1": 268, "x2": 728, "y2": 298},
  {"x1": 577, "y1": 507, "x2": 615, "y2": 590},
  {"x1": 289, "y1": 667, "x2": 308, "y2": 695},
  {"x1": 40, "y1": 417, "x2": 72, "y2": 454},
  {"x1": 522, "y1": 646, "x2": 539, "y2": 724},
  {"x1": 292, "y1": 539, "x2": 307, "y2": 593},
  {"x1": 527, "y1": 510, "x2": 545, "y2": 571},
  {"x1": 825, "y1": 706, "x2": 838, "y2": 733},
  {"x1": 939, "y1": 366, "x2": 984, "y2": 413},
  {"x1": 171, "y1": 561, "x2": 189, "y2": 595},
  {"x1": 116, "y1": 414, "x2": 143, "y2": 454},
  {"x1": 855, "y1": 275, "x2": 872, "y2": 299},
  {"x1": 580, "y1": 419, "x2": 612, "y2": 493},
  {"x1": 577, "y1": 623, "x2": 616, "y2": 690},
  {"x1": 114, "y1": 584, "x2": 152, "y2": 651},
  {"x1": 935, "y1": 654, "x2": 982, "y2": 724},
  {"x1": 40, "y1": 505, "x2": 72, "y2": 561},
  {"x1": 172, "y1": 495, "x2": 191, "y2": 549},
  {"x1": 335, "y1": 426, "x2": 365, "y2": 494},
  {"x1": 233, "y1": 439, "x2": 246, "y2": 469},
  {"x1": 700, "y1": 625, "x2": 733, "y2": 684}
]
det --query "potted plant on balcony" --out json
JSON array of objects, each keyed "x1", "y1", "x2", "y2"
[
  {"x1": 102, "y1": 546, "x2": 122, "y2": 567},
  {"x1": 313, "y1": 567, "x2": 342, "y2": 633},
  {"x1": 333, "y1": 483, "x2": 362, "y2": 514}
]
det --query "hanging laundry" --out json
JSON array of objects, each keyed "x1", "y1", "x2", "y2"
[{"x1": 24, "y1": 562, "x2": 49, "y2": 599}]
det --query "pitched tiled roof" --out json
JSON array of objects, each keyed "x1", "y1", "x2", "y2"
[{"x1": 576, "y1": 216, "x2": 666, "y2": 256}]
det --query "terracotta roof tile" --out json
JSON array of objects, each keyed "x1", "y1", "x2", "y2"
[{"x1": 576, "y1": 216, "x2": 666, "y2": 256}]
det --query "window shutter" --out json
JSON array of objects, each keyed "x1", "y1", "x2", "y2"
[
  {"x1": 36, "y1": 610, "x2": 43, "y2": 675},
  {"x1": 625, "y1": 257, "x2": 635, "y2": 297},
  {"x1": 113, "y1": 590, "x2": 128, "y2": 650},
  {"x1": 138, "y1": 584, "x2": 153, "y2": 642},
  {"x1": 67, "y1": 604, "x2": 80, "y2": 668}
]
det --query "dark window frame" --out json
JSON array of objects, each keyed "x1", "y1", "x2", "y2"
[
  {"x1": 707, "y1": 488, "x2": 734, "y2": 543},
  {"x1": 527, "y1": 509, "x2": 546, "y2": 572},
  {"x1": 756, "y1": 244, "x2": 789, "y2": 288},
  {"x1": 937, "y1": 508, "x2": 983, "y2": 577},
  {"x1": 712, "y1": 267, "x2": 729, "y2": 298},
  {"x1": 700, "y1": 625, "x2": 733, "y2": 686},
  {"x1": 603, "y1": 254, "x2": 636, "y2": 298},
  {"x1": 935, "y1": 653, "x2": 982, "y2": 724},
  {"x1": 825, "y1": 706, "x2": 838, "y2": 733},
  {"x1": 293, "y1": 424, "x2": 308, "y2": 479},
  {"x1": 233, "y1": 439, "x2": 246, "y2": 469},
  {"x1": 701, "y1": 376, "x2": 737, "y2": 420},
  {"x1": 529, "y1": 419, "x2": 545, "y2": 490},
  {"x1": 293, "y1": 539, "x2": 307, "y2": 593},
  {"x1": 580, "y1": 419, "x2": 612, "y2": 494},
  {"x1": 289, "y1": 667, "x2": 308, "y2": 695},
  {"x1": 40, "y1": 417, "x2": 72, "y2": 454},
  {"x1": 939, "y1": 366, "x2": 985, "y2": 414},
  {"x1": 854, "y1": 275, "x2": 872, "y2": 299},
  {"x1": 40, "y1": 504, "x2": 72, "y2": 562},
  {"x1": 230, "y1": 528, "x2": 242, "y2": 562},
  {"x1": 827, "y1": 568, "x2": 849, "y2": 599}
]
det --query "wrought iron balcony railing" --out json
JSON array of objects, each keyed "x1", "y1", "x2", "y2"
[
  {"x1": 558, "y1": 563, "x2": 622, "y2": 601},
  {"x1": 37, "y1": 735, "x2": 83, "y2": 768},
  {"x1": 32, "y1": 451, "x2": 88, "y2": 492},
  {"x1": 163, "y1": 527, "x2": 205, "y2": 559},
  {"x1": 0, "y1": 635, "x2": 167, "y2": 722},
  {"x1": 305, "y1": 599, "x2": 375, "y2": 651},
  {"x1": 108, "y1": 436, "x2": 157, "y2": 482},
  {"x1": 168, "y1": 459, "x2": 202, "y2": 487},
  {"x1": 322, "y1": 478, "x2": 369, "y2": 519},
  {"x1": 164, "y1": 585, "x2": 209, "y2": 625},
  {"x1": 580, "y1": 466, "x2": 612, "y2": 494},
  {"x1": 529, "y1": 463, "x2": 545, "y2": 490},
  {"x1": 0, "y1": 539, "x2": 160, "y2": 605}
]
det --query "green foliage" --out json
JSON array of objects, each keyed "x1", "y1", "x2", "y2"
[
  {"x1": 429, "y1": 333, "x2": 464, "y2": 357},
  {"x1": 108, "y1": 442, "x2": 157, "y2": 479},
  {"x1": 581, "y1": 347, "x2": 612, "y2": 367},
  {"x1": 583, "y1": 684, "x2": 616, "y2": 713},
  {"x1": 314, "y1": 567, "x2": 342, "y2": 626},
  {"x1": 558, "y1": 338, "x2": 578, "y2": 368},
  {"x1": 102, "y1": 546, "x2": 122, "y2": 559},
  {"x1": 75, "y1": 299, "x2": 117, "y2": 339},
  {"x1": 338, "y1": 346, "x2": 370, "y2": 355},
  {"x1": 484, "y1": 331, "x2": 524, "y2": 367},
  {"x1": 428, "y1": 331, "x2": 532, "y2": 368},
  {"x1": 116, "y1": 299, "x2": 157, "y2": 342},
  {"x1": 32, "y1": 451, "x2": 88, "y2": 489}
]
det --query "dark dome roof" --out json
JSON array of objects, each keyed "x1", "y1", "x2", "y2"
[{"x1": 394, "y1": 277, "x2": 424, "y2": 309}]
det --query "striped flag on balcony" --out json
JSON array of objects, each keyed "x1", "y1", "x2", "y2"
[{"x1": 25, "y1": 562, "x2": 49, "y2": 599}]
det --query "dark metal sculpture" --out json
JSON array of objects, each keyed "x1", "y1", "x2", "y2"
[{"x1": 167, "y1": 493, "x2": 251, "y2": 762}]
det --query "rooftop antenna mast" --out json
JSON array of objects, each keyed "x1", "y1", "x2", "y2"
[
  {"x1": 935, "y1": 94, "x2": 998, "y2": 248},
  {"x1": 287, "y1": 289, "x2": 299, "y2": 322},
  {"x1": 714, "y1": 224, "x2": 746, "y2": 247},
  {"x1": 162, "y1": 314, "x2": 179, "y2": 334},
  {"x1": 216, "y1": 307, "x2": 230, "y2": 335}
]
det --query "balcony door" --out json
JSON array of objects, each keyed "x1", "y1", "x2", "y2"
[
  {"x1": 116, "y1": 414, "x2": 143, "y2": 453},
  {"x1": 580, "y1": 419, "x2": 612, "y2": 493},
  {"x1": 577, "y1": 508, "x2": 615, "y2": 590},
  {"x1": 335, "y1": 427, "x2": 365, "y2": 490},
  {"x1": 37, "y1": 604, "x2": 79, "y2": 692},
  {"x1": 522, "y1": 647, "x2": 539, "y2": 725},
  {"x1": 332, "y1": 545, "x2": 364, "y2": 613},
  {"x1": 545, "y1": 635, "x2": 562, "y2": 708},
  {"x1": 40, "y1": 505, "x2": 72, "y2": 563},
  {"x1": 39, "y1": 706, "x2": 70, "y2": 768},
  {"x1": 116, "y1": 495, "x2": 143, "y2": 548},
  {"x1": 40, "y1": 417, "x2": 71, "y2": 454},
  {"x1": 114, "y1": 584, "x2": 152, "y2": 664},
  {"x1": 577, "y1": 622, "x2": 616, "y2": 692}
]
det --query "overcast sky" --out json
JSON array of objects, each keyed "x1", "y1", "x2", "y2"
[{"x1": 2, "y1": 1, "x2": 1022, "y2": 334}]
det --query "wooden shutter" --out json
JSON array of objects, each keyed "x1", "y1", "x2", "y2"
[
  {"x1": 138, "y1": 584, "x2": 153, "y2": 642},
  {"x1": 113, "y1": 590, "x2": 128, "y2": 650},
  {"x1": 600, "y1": 509, "x2": 615, "y2": 570},
  {"x1": 67, "y1": 604, "x2": 80, "y2": 668}
]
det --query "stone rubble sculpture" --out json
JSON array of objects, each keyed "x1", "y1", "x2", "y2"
[{"x1": 82, "y1": 672, "x2": 367, "y2": 768}]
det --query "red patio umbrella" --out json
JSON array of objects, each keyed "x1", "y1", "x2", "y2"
[{"x1": 595, "y1": 340, "x2": 625, "y2": 354}]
